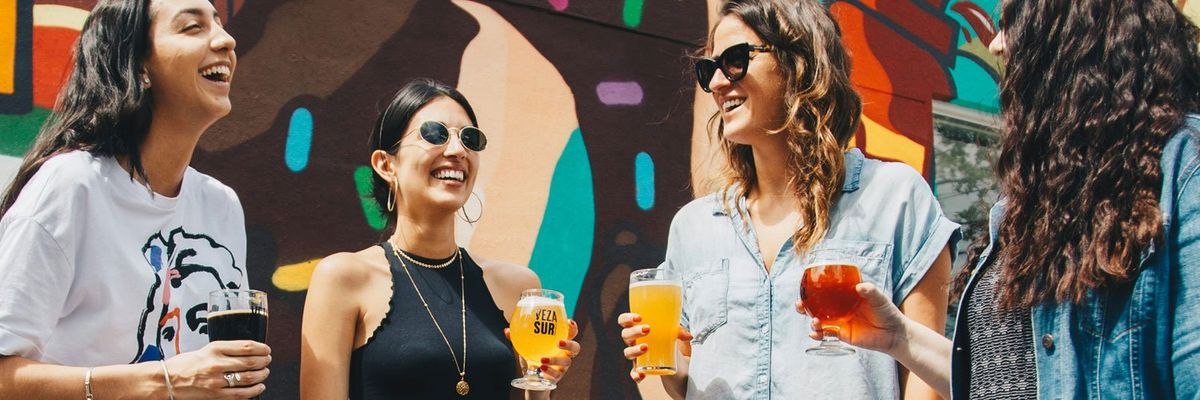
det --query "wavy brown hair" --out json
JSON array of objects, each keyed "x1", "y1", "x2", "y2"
[
  {"x1": 985, "y1": 0, "x2": 1200, "y2": 309},
  {"x1": 706, "y1": 0, "x2": 862, "y2": 253}
]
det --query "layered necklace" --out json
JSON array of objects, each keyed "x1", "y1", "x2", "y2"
[{"x1": 390, "y1": 242, "x2": 470, "y2": 396}]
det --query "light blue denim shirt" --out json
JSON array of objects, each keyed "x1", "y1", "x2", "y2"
[
  {"x1": 662, "y1": 148, "x2": 961, "y2": 399},
  {"x1": 950, "y1": 114, "x2": 1200, "y2": 399}
]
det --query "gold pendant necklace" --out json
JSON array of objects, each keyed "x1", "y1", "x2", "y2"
[{"x1": 391, "y1": 242, "x2": 469, "y2": 396}]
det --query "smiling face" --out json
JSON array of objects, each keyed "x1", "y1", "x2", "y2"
[
  {"x1": 142, "y1": 0, "x2": 237, "y2": 122},
  {"x1": 708, "y1": 15, "x2": 787, "y2": 146},
  {"x1": 388, "y1": 96, "x2": 480, "y2": 214}
]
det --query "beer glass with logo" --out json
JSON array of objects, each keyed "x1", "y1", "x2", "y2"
[
  {"x1": 208, "y1": 289, "x2": 268, "y2": 398},
  {"x1": 628, "y1": 268, "x2": 683, "y2": 375},
  {"x1": 509, "y1": 289, "x2": 568, "y2": 391},
  {"x1": 800, "y1": 261, "x2": 861, "y2": 356}
]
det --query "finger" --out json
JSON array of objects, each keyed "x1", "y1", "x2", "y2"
[
  {"x1": 623, "y1": 344, "x2": 648, "y2": 360},
  {"x1": 679, "y1": 339, "x2": 692, "y2": 358},
  {"x1": 559, "y1": 339, "x2": 581, "y2": 357},
  {"x1": 617, "y1": 313, "x2": 643, "y2": 328},
  {"x1": 542, "y1": 355, "x2": 572, "y2": 368},
  {"x1": 231, "y1": 368, "x2": 270, "y2": 386},
  {"x1": 621, "y1": 325, "x2": 651, "y2": 345},
  {"x1": 503, "y1": 328, "x2": 511, "y2": 340},
  {"x1": 856, "y1": 282, "x2": 891, "y2": 308},
  {"x1": 568, "y1": 320, "x2": 579, "y2": 340},
  {"x1": 677, "y1": 329, "x2": 694, "y2": 342},
  {"x1": 795, "y1": 300, "x2": 806, "y2": 315},
  {"x1": 220, "y1": 383, "x2": 266, "y2": 399},
  {"x1": 224, "y1": 354, "x2": 272, "y2": 372},
  {"x1": 541, "y1": 364, "x2": 564, "y2": 381},
  {"x1": 629, "y1": 368, "x2": 646, "y2": 383},
  {"x1": 212, "y1": 340, "x2": 271, "y2": 356}
]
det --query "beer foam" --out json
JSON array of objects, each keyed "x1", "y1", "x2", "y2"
[
  {"x1": 517, "y1": 296, "x2": 563, "y2": 308},
  {"x1": 208, "y1": 309, "x2": 268, "y2": 318},
  {"x1": 629, "y1": 280, "x2": 682, "y2": 289}
]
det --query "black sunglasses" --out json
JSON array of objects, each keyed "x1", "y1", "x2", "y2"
[
  {"x1": 694, "y1": 42, "x2": 773, "y2": 93},
  {"x1": 403, "y1": 120, "x2": 488, "y2": 152}
]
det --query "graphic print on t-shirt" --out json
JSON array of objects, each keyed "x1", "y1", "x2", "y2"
[{"x1": 131, "y1": 227, "x2": 243, "y2": 363}]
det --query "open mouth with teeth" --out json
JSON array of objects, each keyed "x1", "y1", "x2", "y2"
[
  {"x1": 723, "y1": 98, "x2": 745, "y2": 112},
  {"x1": 200, "y1": 65, "x2": 231, "y2": 83},
  {"x1": 431, "y1": 168, "x2": 467, "y2": 183}
]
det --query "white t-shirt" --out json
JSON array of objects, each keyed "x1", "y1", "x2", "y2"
[{"x1": 0, "y1": 150, "x2": 247, "y2": 366}]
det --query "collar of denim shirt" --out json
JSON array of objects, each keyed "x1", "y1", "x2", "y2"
[{"x1": 711, "y1": 147, "x2": 866, "y2": 216}]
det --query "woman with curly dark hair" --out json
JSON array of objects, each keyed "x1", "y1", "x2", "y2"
[
  {"x1": 796, "y1": 0, "x2": 1200, "y2": 398},
  {"x1": 617, "y1": 0, "x2": 960, "y2": 398}
]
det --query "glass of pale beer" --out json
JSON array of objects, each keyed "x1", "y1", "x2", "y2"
[
  {"x1": 509, "y1": 288, "x2": 568, "y2": 391},
  {"x1": 800, "y1": 262, "x2": 861, "y2": 356},
  {"x1": 629, "y1": 268, "x2": 683, "y2": 375}
]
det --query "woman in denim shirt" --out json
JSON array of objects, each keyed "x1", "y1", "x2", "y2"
[
  {"x1": 798, "y1": 1, "x2": 1200, "y2": 399},
  {"x1": 617, "y1": 0, "x2": 961, "y2": 398}
]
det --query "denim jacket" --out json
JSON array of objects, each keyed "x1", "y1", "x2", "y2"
[
  {"x1": 663, "y1": 149, "x2": 961, "y2": 399},
  {"x1": 950, "y1": 115, "x2": 1200, "y2": 400}
]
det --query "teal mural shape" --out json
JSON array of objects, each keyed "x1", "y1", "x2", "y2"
[{"x1": 528, "y1": 128, "x2": 595, "y2": 317}]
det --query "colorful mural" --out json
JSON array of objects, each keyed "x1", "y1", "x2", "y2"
[{"x1": 0, "y1": 0, "x2": 1058, "y2": 398}]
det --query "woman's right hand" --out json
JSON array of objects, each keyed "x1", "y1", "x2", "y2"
[
  {"x1": 795, "y1": 282, "x2": 909, "y2": 355},
  {"x1": 618, "y1": 312, "x2": 693, "y2": 383},
  {"x1": 164, "y1": 340, "x2": 272, "y2": 399}
]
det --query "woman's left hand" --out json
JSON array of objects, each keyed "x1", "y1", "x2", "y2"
[
  {"x1": 539, "y1": 320, "x2": 580, "y2": 382},
  {"x1": 504, "y1": 320, "x2": 581, "y2": 383}
]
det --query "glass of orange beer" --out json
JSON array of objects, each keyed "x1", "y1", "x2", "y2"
[
  {"x1": 509, "y1": 288, "x2": 569, "y2": 391},
  {"x1": 800, "y1": 261, "x2": 862, "y2": 356},
  {"x1": 629, "y1": 268, "x2": 683, "y2": 375}
]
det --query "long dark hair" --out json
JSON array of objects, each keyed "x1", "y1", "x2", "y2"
[
  {"x1": 708, "y1": 0, "x2": 862, "y2": 253},
  {"x1": 0, "y1": 0, "x2": 153, "y2": 217},
  {"x1": 368, "y1": 78, "x2": 478, "y2": 226},
  {"x1": 985, "y1": 0, "x2": 1200, "y2": 308}
]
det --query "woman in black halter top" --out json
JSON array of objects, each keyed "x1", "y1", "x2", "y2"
[{"x1": 299, "y1": 79, "x2": 581, "y2": 399}]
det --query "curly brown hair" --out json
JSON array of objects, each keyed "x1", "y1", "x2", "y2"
[
  {"x1": 705, "y1": 0, "x2": 862, "y2": 253},
  {"x1": 982, "y1": 0, "x2": 1200, "y2": 309}
]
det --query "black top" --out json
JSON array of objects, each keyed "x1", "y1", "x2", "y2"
[
  {"x1": 965, "y1": 254, "x2": 1038, "y2": 399},
  {"x1": 349, "y1": 242, "x2": 517, "y2": 399}
]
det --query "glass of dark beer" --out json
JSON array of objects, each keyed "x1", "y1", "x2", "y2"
[
  {"x1": 209, "y1": 289, "x2": 268, "y2": 398},
  {"x1": 800, "y1": 262, "x2": 861, "y2": 356}
]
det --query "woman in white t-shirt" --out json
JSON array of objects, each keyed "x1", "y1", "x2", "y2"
[{"x1": 0, "y1": 0, "x2": 269, "y2": 398}]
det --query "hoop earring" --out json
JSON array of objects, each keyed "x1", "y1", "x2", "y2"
[
  {"x1": 142, "y1": 75, "x2": 151, "y2": 89},
  {"x1": 386, "y1": 184, "x2": 396, "y2": 213},
  {"x1": 458, "y1": 192, "x2": 483, "y2": 224}
]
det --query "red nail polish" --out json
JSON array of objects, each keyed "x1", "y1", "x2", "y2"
[
  {"x1": 541, "y1": 365, "x2": 550, "y2": 371},
  {"x1": 541, "y1": 357, "x2": 550, "y2": 364},
  {"x1": 559, "y1": 340, "x2": 567, "y2": 347}
]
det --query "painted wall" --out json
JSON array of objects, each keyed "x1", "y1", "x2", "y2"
[{"x1": 17, "y1": 0, "x2": 1177, "y2": 398}]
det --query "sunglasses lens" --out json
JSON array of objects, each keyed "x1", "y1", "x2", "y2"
[
  {"x1": 420, "y1": 121, "x2": 450, "y2": 145},
  {"x1": 721, "y1": 44, "x2": 750, "y2": 82},
  {"x1": 460, "y1": 127, "x2": 487, "y2": 151},
  {"x1": 695, "y1": 59, "x2": 717, "y2": 92}
]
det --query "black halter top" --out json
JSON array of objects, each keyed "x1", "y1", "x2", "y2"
[{"x1": 349, "y1": 242, "x2": 517, "y2": 399}]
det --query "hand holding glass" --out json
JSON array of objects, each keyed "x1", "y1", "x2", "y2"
[{"x1": 509, "y1": 289, "x2": 568, "y2": 391}]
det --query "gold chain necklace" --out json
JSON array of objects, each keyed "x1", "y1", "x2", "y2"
[
  {"x1": 393, "y1": 245, "x2": 458, "y2": 269},
  {"x1": 391, "y1": 243, "x2": 469, "y2": 396}
]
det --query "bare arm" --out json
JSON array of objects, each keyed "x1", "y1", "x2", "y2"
[
  {"x1": 300, "y1": 254, "x2": 364, "y2": 400},
  {"x1": 0, "y1": 356, "x2": 161, "y2": 399},
  {"x1": 898, "y1": 246, "x2": 952, "y2": 400},
  {"x1": 0, "y1": 341, "x2": 269, "y2": 400}
]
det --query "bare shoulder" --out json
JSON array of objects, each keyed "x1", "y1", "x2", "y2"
[
  {"x1": 476, "y1": 257, "x2": 541, "y2": 292},
  {"x1": 309, "y1": 247, "x2": 389, "y2": 292}
]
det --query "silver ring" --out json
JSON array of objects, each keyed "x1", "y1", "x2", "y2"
[{"x1": 223, "y1": 372, "x2": 236, "y2": 388}]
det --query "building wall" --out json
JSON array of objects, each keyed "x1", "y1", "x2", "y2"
[{"x1": 19, "y1": 0, "x2": 1183, "y2": 398}]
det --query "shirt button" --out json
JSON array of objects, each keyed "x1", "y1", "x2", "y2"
[{"x1": 1041, "y1": 334, "x2": 1055, "y2": 351}]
